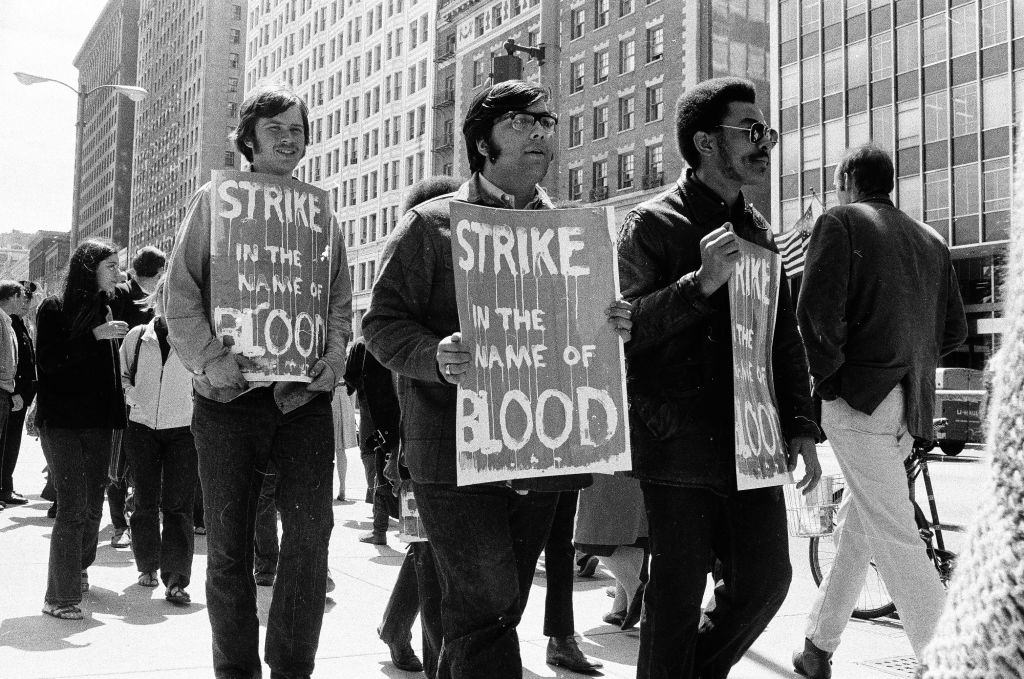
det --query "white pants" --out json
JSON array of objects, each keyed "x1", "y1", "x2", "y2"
[{"x1": 805, "y1": 385, "x2": 946, "y2": 657}]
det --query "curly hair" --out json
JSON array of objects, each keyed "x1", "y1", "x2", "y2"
[{"x1": 675, "y1": 77, "x2": 756, "y2": 169}]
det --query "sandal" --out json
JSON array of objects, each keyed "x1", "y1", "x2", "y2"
[
  {"x1": 42, "y1": 602, "x2": 84, "y2": 620},
  {"x1": 80, "y1": 571, "x2": 89, "y2": 593},
  {"x1": 138, "y1": 571, "x2": 159, "y2": 587},
  {"x1": 165, "y1": 585, "x2": 191, "y2": 606}
]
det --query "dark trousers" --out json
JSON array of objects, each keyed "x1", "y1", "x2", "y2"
[
  {"x1": 192, "y1": 389, "x2": 334, "y2": 679},
  {"x1": 543, "y1": 490, "x2": 578, "y2": 638},
  {"x1": 124, "y1": 422, "x2": 197, "y2": 588},
  {"x1": 41, "y1": 427, "x2": 112, "y2": 606},
  {"x1": 107, "y1": 476, "x2": 129, "y2": 530},
  {"x1": 255, "y1": 468, "x2": 279, "y2": 576},
  {"x1": 379, "y1": 542, "x2": 444, "y2": 679},
  {"x1": 0, "y1": 397, "x2": 25, "y2": 495},
  {"x1": 638, "y1": 483, "x2": 792, "y2": 679},
  {"x1": 414, "y1": 482, "x2": 558, "y2": 679}
]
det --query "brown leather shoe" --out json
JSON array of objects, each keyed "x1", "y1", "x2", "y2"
[
  {"x1": 793, "y1": 638, "x2": 832, "y2": 679},
  {"x1": 546, "y1": 635, "x2": 603, "y2": 674},
  {"x1": 386, "y1": 639, "x2": 423, "y2": 672}
]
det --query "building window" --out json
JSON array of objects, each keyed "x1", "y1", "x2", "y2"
[
  {"x1": 645, "y1": 143, "x2": 663, "y2": 176},
  {"x1": 571, "y1": 8, "x2": 586, "y2": 40},
  {"x1": 570, "y1": 61, "x2": 585, "y2": 93},
  {"x1": 227, "y1": 77, "x2": 239, "y2": 93},
  {"x1": 952, "y1": 83, "x2": 979, "y2": 137},
  {"x1": 224, "y1": 151, "x2": 235, "y2": 167},
  {"x1": 473, "y1": 59, "x2": 485, "y2": 87},
  {"x1": 231, "y1": 29, "x2": 241, "y2": 44},
  {"x1": 595, "y1": 0, "x2": 610, "y2": 28},
  {"x1": 645, "y1": 84, "x2": 664, "y2": 122},
  {"x1": 593, "y1": 160, "x2": 608, "y2": 189},
  {"x1": 924, "y1": 170, "x2": 949, "y2": 222},
  {"x1": 619, "y1": 0, "x2": 635, "y2": 17},
  {"x1": 594, "y1": 49, "x2": 610, "y2": 83},
  {"x1": 228, "y1": 52, "x2": 239, "y2": 68},
  {"x1": 646, "y1": 26, "x2": 663, "y2": 63},
  {"x1": 492, "y1": 4, "x2": 502, "y2": 27},
  {"x1": 593, "y1": 104, "x2": 609, "y2": 139},
  {"x1": 474, "y1": 14, "x2": 485, "y2": 37},
  {"x1": 568, "y1": 113, "x2": 584, "y2": 147},
  {"x1": 569, "y1": 168, "x2": 583, "y2": 200},
  {"x1": 618, "y1": 39, "x2": 635, "y2": 74},
  {"x1": 618, "y1": 153, "x2": 634, "y2": 189},
  {"x1": 983, "y1": 157, "x2": 1011, "y2": 212},
  {"x1": 618, "y1": 95, "x2": 635, "y2": 130}
]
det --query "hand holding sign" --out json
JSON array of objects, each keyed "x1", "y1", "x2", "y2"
[
  {"x1": 605, "y1": 299, "x2": 633, "y2": 343},
  {"x1": 437, "y1": 332, "x2": 470, "y2": 385},
  {"x1": 306, "y1": 360, "x2": 337, "y2": 392},
  {"x1": 205, "y1": 353, "x2": 260, "y2": 390},
  {"x1": 695, "y1": 223, "x2": 741, "y2": 296},
  {"x1": 789, "y1": 436, "x2": 821, "y2": 495}
]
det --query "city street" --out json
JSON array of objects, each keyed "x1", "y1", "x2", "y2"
[{"x1": 0, "y1": 434, "x2": 989, "y2": 678}]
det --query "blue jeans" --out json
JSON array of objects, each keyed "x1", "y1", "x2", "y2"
[
  {"x1": 192, "y1": 389, "x2": 334, "y2": 679},
  {"x1": 638, "y1": 483, "x2": 791, "y2": 679},
  {"x1": 124, "y1": 422, "x2": 197, "y2": 587},
  {"x1": 41, "y1": 426, "x2": 112, "y2": 606},
  {"x1": 413, "y1": 482, "x2": 558, "y2": 679}
]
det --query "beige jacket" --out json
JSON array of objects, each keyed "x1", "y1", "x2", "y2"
[
  {"x1": 120, "y1": 321, "x2": 194, "y2": 429},
  {"x1": 0, "y1": 308, "x2": 18, "y2": 394}
]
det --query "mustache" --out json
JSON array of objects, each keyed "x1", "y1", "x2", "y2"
[{"x1": 749, "y1": 153, "x2": 770, "y2": 162}]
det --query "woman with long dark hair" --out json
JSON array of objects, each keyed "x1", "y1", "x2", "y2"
[{"x1": 37, "y1": 239, "x2": 128, "y2": 619}]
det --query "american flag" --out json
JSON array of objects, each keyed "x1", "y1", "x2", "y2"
[{"x1": 775, "y1": 202, "x2": 818, "y2": 280}]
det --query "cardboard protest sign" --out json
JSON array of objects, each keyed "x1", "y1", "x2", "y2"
[
  {"x1": 451, "y1": 202, "x2": 631, "y2": 485},
  {"x1": 209, "y1": 170, "x2": 333, "y2": 381},
  {"x1": 729, "y1": 238, "x2": 794, "y2": 490}
]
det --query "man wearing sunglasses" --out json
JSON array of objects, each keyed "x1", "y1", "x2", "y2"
[
  {"x1": 617, "y1": 77, "x2": 821, "y2": 678},
  {"x1": 364, "y1": 80, "x2": 630, "y2": 677}
]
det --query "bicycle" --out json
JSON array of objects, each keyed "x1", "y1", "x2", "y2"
[{"x1": 787, "y1": 439, "x2": 964, "y2": 620}]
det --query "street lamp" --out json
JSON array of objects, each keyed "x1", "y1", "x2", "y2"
[{"x1": 14, "y1": 71, "x2": 148, "y2": 247}]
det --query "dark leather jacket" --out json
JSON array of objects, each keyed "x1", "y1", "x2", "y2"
[{"x1": 617, "y1": 171, "x2": 819, "y2": 493}]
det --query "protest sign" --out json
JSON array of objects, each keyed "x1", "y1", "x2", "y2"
[
  {"x1": 209, "y1": 170, "x2": 334, "y2": 381},
  {"x1": 451, "y1": 202, "x2": 631, "y2": 485},
  {"x1": 729, "y1": 237, "x2": 794, "y2": 490}
]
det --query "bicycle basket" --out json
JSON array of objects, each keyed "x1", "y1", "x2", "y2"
[{"x1": 783, "y1": 475, "x2": 845, "y2": 538}]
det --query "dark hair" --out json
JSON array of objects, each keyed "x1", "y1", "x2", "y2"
[
  {"x1": 62, "y1": 238, "x2": 119, "y2": 335},
  {"x1": 18, "y1": 280, "x2": 37, "y2": 298},
  {"x1": 675, "y1": 77, "x2": 757, "y2": 169},
  {"x1": 232, "y1": 85, "x2": 310, "y2": 162},
  {"x1": 463, "y1": 80, "x2": 549, "y2": 173},
  {"x1": 401, "y1": 176, "x2": 462, "y2": 213},
  {"x1": 132, "y1": 245, "x2": 166, "y2": 278},
  {"x1": 836, "y1": 144, "x2": 895, "y2": 196},
  {"x1": 0, "y1": 280, "x2": 23, "y2": 304}
]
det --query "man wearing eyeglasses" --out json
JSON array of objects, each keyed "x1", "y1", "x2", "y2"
[
  {"x1": 363, "y1": 80, "x2": 630, "y2": 677},
  {"x1": 617, "y1": 77, "x2": 821, "y2": 678}
]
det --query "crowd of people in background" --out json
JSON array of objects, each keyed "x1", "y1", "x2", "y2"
[{"x1": 0, "y1": 71, "x2": 991, "y2": 679}]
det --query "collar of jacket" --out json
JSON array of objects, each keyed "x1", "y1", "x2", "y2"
[
  {"x1": 854, "y1": 194, "x2": 895, "y2": 207},
  {"x1": 457, "y1": 172, "x2": 554, "y2": 210},
  {"x1": 676, "y1": 169, "x2": 766, "y2": 231}
]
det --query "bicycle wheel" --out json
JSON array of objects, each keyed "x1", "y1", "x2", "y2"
[{"x1": 807, "y1": 489, "x2": 896, "y2": 620}]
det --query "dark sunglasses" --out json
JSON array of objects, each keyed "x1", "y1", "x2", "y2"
[
  {"x1": 717, "y1": 121, "x2": 779, "y2": 146},
  {"x1": 496, "y1": 111, "x2": 559, "y2": 132}
]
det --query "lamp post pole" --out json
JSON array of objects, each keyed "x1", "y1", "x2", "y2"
[{"x1": 14, "y1": 72, "x2": 148, "y2": 248}]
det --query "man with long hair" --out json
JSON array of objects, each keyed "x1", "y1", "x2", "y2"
[{"x1": 165, "y1": 84, "x2": 352, "y2": 679}]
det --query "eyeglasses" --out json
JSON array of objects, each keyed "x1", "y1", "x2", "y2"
[
  {"x1": 497, "y1": 111, "x2": 559, "y2": 132},
  {"x1": 717, "y1": 121, "x2": 779, "y2": 146}
]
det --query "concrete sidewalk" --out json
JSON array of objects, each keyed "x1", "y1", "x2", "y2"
[{"x1": 0, "y1": 436, "x2": 929, "y2": 678}]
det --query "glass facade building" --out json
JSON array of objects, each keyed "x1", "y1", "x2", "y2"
[{"x1": 770, "y1": 0, "x2": 1020, "y2": 369}]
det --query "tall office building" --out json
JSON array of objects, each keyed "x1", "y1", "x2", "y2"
[
  {"x1": 72, "y1": 0, "x2": 140, "y2": 249},
  {"x1": 129, "y1": 0, "x2": 248, "y2": 254},
  {"x1": 439, "y1": 0, "x2": 772, "y2": 220},
  {"x1": 769, "y1": 0, "x2": 1020, "y2": 368},
  {"x1": 246, "y1": 0, "x2": 437, "y2": 336}
]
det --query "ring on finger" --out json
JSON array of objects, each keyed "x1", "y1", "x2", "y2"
[{"x1": 445, "y1": 364, "x2": 452, "y2": 376}]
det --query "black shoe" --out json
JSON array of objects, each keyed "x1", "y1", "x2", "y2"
[
  {"x1": 46, "y1": 503, "x2": 58, "y2": 518},
  {"x1": 546, "y1": 635, "x2": 603, "y2": 674},
  {"x1": 793, "y1": 638, "x2": 832, "y2": 679},
  {"x1": 386, "y1": 639, "x2": 423, "y2": 672},
  {"x1": 255, "y1": 571, "x2": 276, "y2": 587},
  {"x1": 602, "y1": 609, "x2": 626, "y2": 626},
  {"x1": 576, "y1": 555, "x2": 599, "y2": 577},
  {"x1": 620, "y1": 580, "x2": 646, "y2": 630},
  {"x1": 2, "y1": 491, "x2": 28, "y2": 505}
]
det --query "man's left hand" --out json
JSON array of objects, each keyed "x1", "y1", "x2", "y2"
[
  {"x1": 11, "y1": 394, "x2": 23, "y2": 412},
  {"x1": 306, "y1": 361, "x2": 337, "y2": 392},
  {"x1": 788, "y1": 436, "x2": 821, "y2": 494}
]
